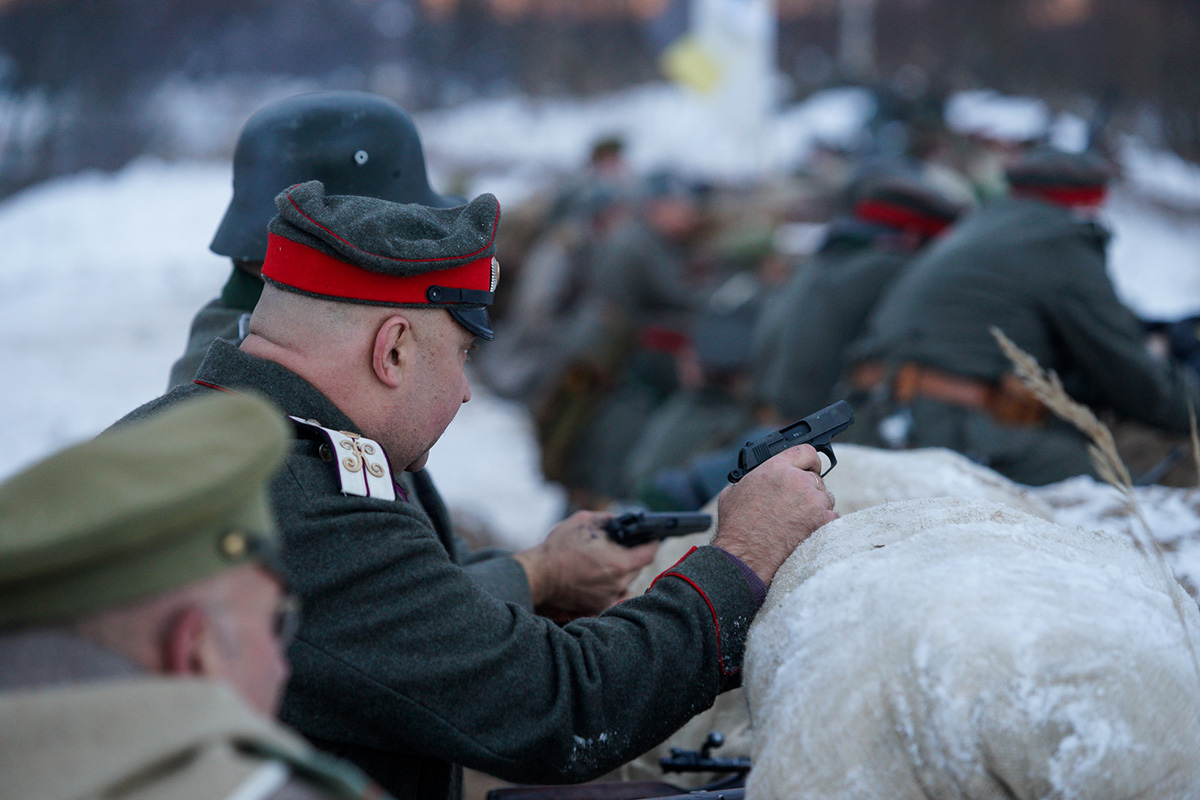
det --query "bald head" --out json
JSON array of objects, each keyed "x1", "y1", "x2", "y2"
[
  {"x1": 242, "y1": 284, "x2": 476, "y2": 471},
  {"x1": 248, "y1": 283, "x2": 387, "y2": 356}
]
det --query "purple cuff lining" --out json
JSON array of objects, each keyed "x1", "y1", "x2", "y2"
[{"x1": 712, "y1": 546, "x2": 768, "y2": 608}]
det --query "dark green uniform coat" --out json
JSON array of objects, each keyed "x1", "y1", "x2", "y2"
[
  {"x1": 754, "y1": 220, "x2": 918, "y2": 419},
  {"x1": 118, "y1": 341, "x2": 759, "y2": 800},
  {"x1": 845, "y1": 196, "x2": 1200, "y2": 485}
]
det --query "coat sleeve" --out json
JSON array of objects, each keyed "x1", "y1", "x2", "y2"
[
  {"x1": 1047, "y1": 235, "x2": 1200, "y2": 431},
  {"x1": 275, "y1": 457, "x2": 757, "y2": 786},
  {"x1": 406, "y1": 468, "x2": 533, "y2": 610}
]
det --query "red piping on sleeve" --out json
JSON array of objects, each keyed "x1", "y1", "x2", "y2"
[
  {"x1": 650, "y1": 547, "x2": 738, "y2": 677},
  {"x1": 193, "y1": 380, "x2": 233, "y2": 393}
]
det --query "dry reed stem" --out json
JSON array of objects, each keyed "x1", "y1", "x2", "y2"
[
  {"x1": 1189, "y1": 403, "x2": 1200, "y2": 491},
  {"x1": 991, "y1": 326, "x2": 1200, "y2": 688}
]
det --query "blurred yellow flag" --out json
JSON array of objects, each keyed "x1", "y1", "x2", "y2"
[{"x1": 660, "y1": 36, "x2": 722, "y2": 94}]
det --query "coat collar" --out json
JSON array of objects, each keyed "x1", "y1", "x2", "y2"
[{"x1": 194, "y1": 339, "x2": 362, "y2": 435}]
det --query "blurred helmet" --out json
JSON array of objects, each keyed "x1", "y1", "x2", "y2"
[{"x1": 211, "y1": 91, "x2": 463, "y2": 261}]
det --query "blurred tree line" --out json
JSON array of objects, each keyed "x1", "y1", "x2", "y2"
[{"x1": 0, "y1": 0, "x2": 1198, "y2": 199}]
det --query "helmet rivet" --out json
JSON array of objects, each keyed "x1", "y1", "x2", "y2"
[{"x1": 354, "y1": 150, "x2": 369, "y2": 165}]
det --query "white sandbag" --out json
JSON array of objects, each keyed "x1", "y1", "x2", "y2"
[
  {"x1": 609, "y1": 447, "x2": 1055, "y2": 788},
  {"x1": 745, "y1": 497, "x2": 1200, "y2": 800},
  {"x1": 630, "y1": 445, "x2": 1054, "y2": 598},
  {"x1": 824, "y1": 444, "x2": 1054, "y2": 519}
]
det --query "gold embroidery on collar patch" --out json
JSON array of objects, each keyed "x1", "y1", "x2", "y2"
[{"x1": 339, "y1": 431, "x2": 386, "y2": 478}]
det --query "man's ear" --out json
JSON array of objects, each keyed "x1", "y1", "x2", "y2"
[
  {"x1": 161, "y1": 605, "x2": 225, "y2": 678},
  {"x1": 372, "y1": 314, "x2": 413, "y2": 388}
]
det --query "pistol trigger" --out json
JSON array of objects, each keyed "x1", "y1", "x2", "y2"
[{"x1": 817, "y1": 445, "x2": 836, "y2": 478}]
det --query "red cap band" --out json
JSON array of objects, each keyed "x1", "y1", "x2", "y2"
[
  {"x1": 639, "y1": 326, "x2": 691, "y2": 355},
  {"x1": 262, "y1": 233, "x2": 494, "y2": 304},
  {"x1": 1011, "y1": 185, "x2": 1107, "y2": 208},
  {"x1": 854, "y1": 200, "x2": 954, "y2": 239}
]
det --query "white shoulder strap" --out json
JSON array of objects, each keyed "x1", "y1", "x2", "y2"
[{"x1": 290, "y1": 417, "x2": 397, "y2": 501}]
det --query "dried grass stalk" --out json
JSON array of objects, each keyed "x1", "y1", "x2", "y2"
[
  {"x1": 1189, "y1": 402, "x2": 1200, "y2": 491},
  {"x1": 991, "y1": 326, "x2": 1200, "y2": 689},
  {"x1": 991, "y1": 326, "x2": 1131, "y2": 488}
]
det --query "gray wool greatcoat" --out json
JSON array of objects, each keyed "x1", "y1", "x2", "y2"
[
  {"x1": 753, "y1": 220, "x2": 921, "y2": 420},
  {"x1": 844, "y1": 195, "x2": 1200, "y2": 485},
  {"x1": 115, "y1": 340, "x2": 759, "y2": 800},
  {"x1": 166, "y1": 268, "x2": 531, "y2": 608}
]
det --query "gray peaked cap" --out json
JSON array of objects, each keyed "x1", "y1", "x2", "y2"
[{"x1": 262, "y1": 181, "x2": 501, "y2": 339}]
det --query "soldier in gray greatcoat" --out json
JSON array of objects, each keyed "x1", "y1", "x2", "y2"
[
  {"x1": 0, "y1": 392, "x2": 390, "y2": 800},
  {"x1": 843, "y1": 148, "x2": 1200, "y2": 485},
  {"x1": 113, "y1": 183, "x2": 838, "y2": 800},
  {"x1": 169, "y1": 91, "x2": 624, "y2": 617},
  {"x1": 753, "y1": 169, "x2": 971, "y2": 421},
  {"x1": 555, "y1": 173, "x2": 709, "y2": 507},
  {"x1": 625, "y1": 307, "x2": 758, "y2": 508}
]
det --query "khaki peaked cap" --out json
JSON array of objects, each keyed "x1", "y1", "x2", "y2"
[{"x1": 0, "y1": 393, "x2": 290, "y2": 627}]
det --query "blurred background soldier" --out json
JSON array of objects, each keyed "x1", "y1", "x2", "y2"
[
  {"x1": 0, "y1": 392, "x2": 387, "y2": 800},
  {"x1": 543, "y1": 171, "x2": 711, "y2": 509},
  {"x1": 476, "y1": 180, "x2": 631, "y2": 407},
  {"x1": 753, "y1": 165, "x2": 972, "y2": 422},
  {"x1": 844, "y1": 147, "x2": 1200, "y2": 485},
  {"x1": 625, "y1": 305, "x2": 759, "y2": 508}
]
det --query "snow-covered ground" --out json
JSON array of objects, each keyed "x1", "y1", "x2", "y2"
[{"x1": 1, "y1": 82, "x2": 1198, "y2": 572}]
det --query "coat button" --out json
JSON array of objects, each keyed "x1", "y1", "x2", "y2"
[{"x1": 319, "y1": 444, "x2": 333, "y2": 461}]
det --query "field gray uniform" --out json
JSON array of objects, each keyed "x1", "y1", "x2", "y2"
[
  {"x1": 167, "y1": 269, "x2": 529, "y2": 608},
  {"x1": 846, "y1": 195, "x2": 1200, "y2": 485},
  {"x1": 564, "y1": 218, "x2": 701, "y2": 502},
  {"x1": 754, "y1": 220, "x2": 918, "y2": 419},
  {"x1": 625, "y1": 385, "x2": 755, "y2": 499},
  {"x1": 116, "y1": 341, "x2": 760, "y2": 800}
]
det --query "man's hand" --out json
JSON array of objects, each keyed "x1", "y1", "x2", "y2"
[
  {"x1": 711, "y1": 444, "x2": 837, "y2": 587},
  {"x1": 513, "y1": 511, "x2": 657, "y2": 623}
]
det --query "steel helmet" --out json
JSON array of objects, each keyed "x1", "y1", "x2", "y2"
[{"x1": 210, "y1": 91, "x2": 463, "y2": 261}]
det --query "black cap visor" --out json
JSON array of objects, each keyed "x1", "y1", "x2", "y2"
[{"x1": 448, "y1": 306, "x2": 494, "y2": 341}]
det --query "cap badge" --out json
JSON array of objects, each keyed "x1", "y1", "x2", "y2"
[{"x1": 490, "y1": 257, "x2": 501, "y2": 292}]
